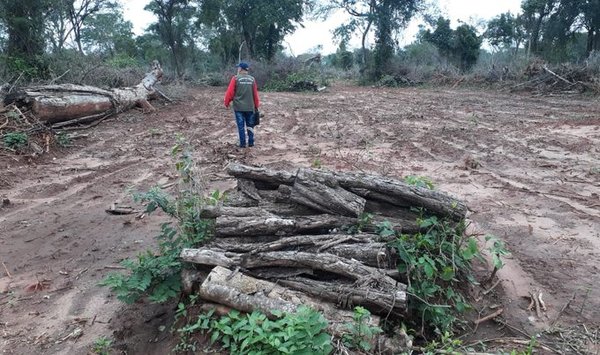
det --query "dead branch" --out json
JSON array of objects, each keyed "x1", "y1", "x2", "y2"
[{"x1": 474, "y1": 308, "x2": 504, "y2": 325}]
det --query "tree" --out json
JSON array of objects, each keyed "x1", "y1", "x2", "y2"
[
  {"x1": 486, "y1": 13, "x2": 517, "y2": 50},
  {"x1": 581, "y1": 0, "x2": 600, "y2": 53},
  {"x1": 521, "y1": 0, "x2": 558, "y2": 56},
  {"x1": 453, "y1": 24, "x2": 482, "y2": 71},
  {"x1": 423, "y1": 17, "x2": 482, "y2": 72},
  {"x1": 80, "y1": 9, "x2": 136, "y2": 57},
  {"x1": 326, "y1": 0, "x2": 424, "y2": 79},
  {"x1": 68, "y1": 0, "x2": 119, "y2": 53},
  {"x1": 423, "y1": 17, "x2": 453, "y2": 59},
  {"x1": 146, "y1": 0, "x2": 197, "y2": 78},
  {"x1": 201, "y1": 0, "x2": 307, "y2": 63},
  {"x1": 46, "y1": 0, "x2": 72, "y2": 52},
  {"x1": 0, "y1": 0, "x2": 51, "y2": 76}
]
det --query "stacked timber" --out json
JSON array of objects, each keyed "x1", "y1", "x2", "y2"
[{"x1": 181, "y1": 163, "x2": 467, "y2": 337}]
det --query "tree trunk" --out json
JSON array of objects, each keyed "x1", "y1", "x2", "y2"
[
  {"x1": 226, "y1": 162, "x2": 296, "y2": 186},
  {"x1": 279, "y1": 277, "x2": 406, "y2": 316},
  {"x1": 199, "y1": 266, "x2": 381, "y2": 336},
  {"x1": 240, "y1": 251, "x2": 404, "y2": 291},
  {"x1": 214, "y1": 214, "x2": 356, "y2": 237},
  {"x1": 183, "y1": 240, "x2": 395, "y2": 269},
  {"x1": 291, "y1": 168, "x2": 366, "y2": 217},
  {"x1": 226, "y1": 164, "x2": 466, "y2": 221},
  {"x1": 5, "y1": 62, "x2": 164, "y2": 125}
]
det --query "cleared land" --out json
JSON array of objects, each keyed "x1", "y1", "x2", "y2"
[{"x1": 1, "y1": 85, "x2": 599, "y2": 354}]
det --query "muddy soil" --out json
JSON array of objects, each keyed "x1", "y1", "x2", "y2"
[{"x1": 1, "y1": 85, "x2": 598, "y2": 354}]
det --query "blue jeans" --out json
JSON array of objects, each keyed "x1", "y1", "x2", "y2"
[{"x1": 234, "y1": 111, "x2": 256, "y2": 147}]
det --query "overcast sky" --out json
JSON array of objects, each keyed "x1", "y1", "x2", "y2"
[{"x1": 121, "y1": 0, "x2": 523, "y2": 55}]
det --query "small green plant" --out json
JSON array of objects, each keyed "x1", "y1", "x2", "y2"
[
  {"x1": 423, "y1": 331, "x2": 462, "y2": 354},
  {"x1": 404, "y1": 175, "x2": 435, "y2": 190},
  {"x1": 344, "y1": 212, "x2": 373, "y2": 234},
  {"x1": 390, "y1": 215, "x2": 480, "y2": 333},
  {"x1": 342, "y1": 307, "x2": 382, "y2": 351},
  {"x1": 92, "y1": 336, "x2": 113, "y2": 355},
  {"x1": 3, "y1": 132, "x2": 28, "y2": 150},
  {"x1": 55, "y1": 132, "x2": 71, "y2": 147},
  {"x1": 486, "y1": 234, "x2": 510, "y2": 271},
  {"x1": 178, "y1": 307, "x2": 333, "y2": 354},
  {"x1": 101, "y1": 136, "x2": 216, "y2": 304},
  {"x1": 311, "y1": 157, "x2": 322, "y2": 169}
]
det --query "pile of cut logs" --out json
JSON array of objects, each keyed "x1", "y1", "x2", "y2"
[{"x1": 181, "y1": 163, "x2": 467, "y2": 339}]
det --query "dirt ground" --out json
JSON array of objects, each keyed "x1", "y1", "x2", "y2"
[{"x1": 1, "y1": 84, "x2": 599, "y2": 354}]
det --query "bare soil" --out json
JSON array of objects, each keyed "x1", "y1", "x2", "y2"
[{"x1": 1, "y1": 84, "x2": 599, "y2": 354}]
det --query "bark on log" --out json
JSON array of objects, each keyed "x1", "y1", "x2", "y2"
[
  {"x1": 279, "y1": 278, "x2": 406, "y2": 315},
  {"x1": 240, "y1": 251, "x2": 405, "y2": 293},
  {"x1": 237, "y1": 179, "x2": 262, "y2": 201},
  {"x1": 208, "y1": 233, "x2": 394, "y2": 254},
  {"x1": 180, "y1": 249, "x2": 241, "y2": 268},
  {"x1": 199, "y1": 266, "x2": 381, "y2": 336},
  {"x1": 4, "y1": 62, "x2": 164, "y2": 125},
  {"x1": 214, "y1": 214, "x2": 356, "y2": 237},
  {"x1": 226, "y1": 164, "x2": 467, "y2": 221},
  {"x1": 226, "y1": 163, "x2": 296, "y2": 186},
  {"x1": 291, "y1": 168, "x2": 366, "y2": 217},
  {"x1": 183, "y1": 241, "x2": 395, "y2": 269},
  {"x1": 332, "y1": 172, "x2": 467, "y2": 221}
]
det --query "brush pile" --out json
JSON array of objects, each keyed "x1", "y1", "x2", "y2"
[{"x1": 180, "y1": 163, "x2": 467, "y2": 339}]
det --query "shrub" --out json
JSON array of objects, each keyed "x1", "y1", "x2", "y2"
[
  {"x1": 3, "y1": 132, "x2": 28, "y2": 150},
  {"x1": 100, "y1": 137, "x2": 217, "y2": 304}
]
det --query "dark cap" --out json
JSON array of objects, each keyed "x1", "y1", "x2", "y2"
[{"x1": 237, "y1": 62, "x2": 250, "y2": 70}]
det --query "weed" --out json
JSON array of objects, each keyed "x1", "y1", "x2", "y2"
[
  {"x1": 100, "y1": 136, "x2": 216, "y2": 304},
  {"x1": 3, "y1": 132, "x2": 28, "y2": 150},
  {"x1": 423, "y1": 331, "x2": 462, "y2": 354},
  {"x1": 55, "y1": 132, "x2": 71, "y2": 147},
  {"x1": 176, "y1": 306, "x2": 333, "y2": 354},
  {"x1": 344, "y1": 212, "x2": 373, "y2": 234},
  {"x1": 405, "y1": 175, "x2": 435, "y2": 190},
  {"x1": 486, "y1": 234, "x2": 510, "y2": 271},
  {"x1": 311, "y1": 157, "x2": 322, "y2": 169},
  {"x1": 342, "y1": 307, "x2": 382, "y2": 351},
  {"x1": 92, "y1": 336, "x2": 112, "y2": 355},
  {"x1": 390, "y1": 215, "x2": 479, "y2": 333}
]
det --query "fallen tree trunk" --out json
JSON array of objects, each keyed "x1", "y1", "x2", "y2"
[
  {"x1": 214, "y1": 214, "x2": 356, "y2": 237},
  {"x1": 4, "y1": 61, "x2": 164, "y2": 126},
  {"x1": 226, "y1": 163, "x2": 296, "y2": 186},
  {"x1": 279, "y1": 278, "x2": 405, "y2": 316},
  {"x1": 182, "y1": 241, "x2": 395, "y2": 269},
  {"x1": 199, "y1": 266, "x2": 381, "y2": 336}
]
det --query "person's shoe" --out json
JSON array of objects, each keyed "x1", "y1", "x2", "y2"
[{"x1": 248, "y1": 143, "x2": 254, "y2": 147}]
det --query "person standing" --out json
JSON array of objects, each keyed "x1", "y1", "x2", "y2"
[{"x1": 224, "y1": 62, "x2": 260, "y2": 148}]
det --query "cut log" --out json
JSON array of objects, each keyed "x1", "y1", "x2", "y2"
[
  {"x1": 214, "y1": 214, "x2": 356, "y2": 237},
  {"x1": 199, "y1": 206, "x2": 275, "y2": 219},
  {"x1": 291, "y1": 168, "x2": 366, "y2": 217},
  {"x1": 226, "y1": 163, "x2": 296, "y2": 186},
  {"x1": 180, "y1": 249, "x2": 241, "y2": 268},
  {"x1": 4, "y1": 61, "x2": 164, "y2": 125},
  {"x1": 240, "y1": 251, "x2": 405, "y2": 293},
  {"x1": 279, "y1": 278, "x2": 406, "y2": 315},
  {"x1": 237, "y1": 179, "x2": 262, "y2": 201},
  {"x1": 325, "y1": 243, "x2": 397, "y2": 269},
  {"x1": 226, "y1": 164, "x2": 467, "y2": 221},
  {"x1": 207, "y1": 233, "x2": 393, "y2": 253},
  {"x1": 199, "y1": 266, "x2": 381, "y2": 336},
  {"x1": 332, "y1": 172, "x2": 467, "y2": 221},
  {"x1": 184, "y1": 241, "x2": 395, "y2": 270}
]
